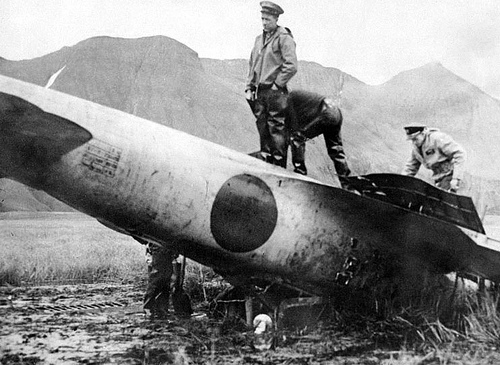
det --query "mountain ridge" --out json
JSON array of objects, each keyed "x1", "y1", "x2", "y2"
[{"x1": 0, "y1": 35, "x2": 499, "y2": 213}]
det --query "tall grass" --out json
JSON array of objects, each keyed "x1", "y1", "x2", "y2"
[
  {"x1": 464, "y1": 290, "x2": 500, "y2": 344},
  {"x1": 3, "y1": 212, "x2": 500, "y2": 361},
  {"x1": 316, "y1": 265, "x2": 500, "y2": 359},
  {"x1": 392, "y1": 284, "x2": 500, "y2": 360},
  {"x1": 0, "y1": 212, "x2": 221, "y2": 305},
  {"x1": 0, "y1": 212, "x2": 146, "y2": 285}
]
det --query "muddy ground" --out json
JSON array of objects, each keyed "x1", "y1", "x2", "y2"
[
  {"x1": 3, "y1": 214, "x2": 500, "y2": 364},
  {"x1": 0, "y1": 283, "x2": 429, "y2": 365},
  {"x1": 3, "y1": 283, "x2": 500, "y2": 364}
]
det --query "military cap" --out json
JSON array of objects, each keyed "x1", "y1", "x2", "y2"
[
  {"x1": 260, "y1": 1, "x2": 284, "y2": 16},
  {"x1": 404, "y1": 126, "x2": 426, "y2": 139}
]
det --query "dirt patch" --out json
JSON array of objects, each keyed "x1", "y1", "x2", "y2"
[
  {"x1": 0, "y1": 283, "x2": 412, "y2": 364},
  {"x1": 4, "y1": 283, "x2": 498, "y2": 364}
]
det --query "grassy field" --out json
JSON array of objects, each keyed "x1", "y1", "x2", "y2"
[
  {"x1": 2, "y1": 212, "x2": 500, "y2": 363},
  {"x1": 0, "y1": 212, "x2": 147, "y2": 286},
  {"x1": 3, "y1": 212, "x2": 499, "y2": 286}
]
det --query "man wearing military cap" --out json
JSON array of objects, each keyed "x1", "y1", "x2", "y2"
[
  {"x1": 245, "y1": 1, "x2": 298, "y2": 168},
  {"x1": 260, "y1": 1, "x2": 284, "y2": 15},
  {"x1": 402, "y1": 126, "x2": 466, "y2": 192}
]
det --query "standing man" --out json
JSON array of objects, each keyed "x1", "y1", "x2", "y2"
[
  {"x1": 402, "y1": 126, "x2": 466, "y2": 192},
  {"x1": 141, "y1": 239, "x2": 177, "y2": 319},
  {"x1": 135, "y1": 237, "x2": 192, "y2": 319},
  {"x1": 245, "y1": 1, "x2": 298, "y2": 168},
  {"x1": 287, "y1": 90, "x2": 351, "y2": 180}
]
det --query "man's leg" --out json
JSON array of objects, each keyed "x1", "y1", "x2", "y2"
[
  {"x1": 290, "y1": 131, "x2": 307, "y2": 175},
  {"x1": 172, "y1": 257, "x2": 193, "y2": 317},
  {"x1": 252, "y1": 98, "x2": 273, "y2": 163},
  {"x1": 143, "y1": 243, "x2": 175, "y2": 318},
  {"x1": 290, "y1": 102, "x2": 330, "y2": 176},
  {"x1": 265, "y1": 89, "x2": 289, "y2": 168},
  {"x1": 321, "y1": 102, "x2": 351, "y2": 179},
  {"x1": 324, "y1": 131, "x2": 351, "y2": 177},
  {"x1": 247, "y1": 94, "x2": 272, "y2": 163}
]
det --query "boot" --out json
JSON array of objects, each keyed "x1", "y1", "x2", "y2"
[{"x1": 293, "y1": 162, "x2": 307, "y2": 175}]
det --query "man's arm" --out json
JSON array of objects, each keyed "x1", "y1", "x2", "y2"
[
  {"x1": 402, "y1": 151, "x2": 421, "y2": 177},
  {"x1": 246, "y1": 49, "x2": 257, "y2": 92},
  {"x1": 274, "y1": 34, "x2": 297, "y2": 88},
  {"x1": 438, "y1": 133, "x2": 466, "y2": 188}
]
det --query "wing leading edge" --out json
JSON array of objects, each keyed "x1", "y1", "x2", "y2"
[{"x1": 341, "y1": 173, "x2": 485, "y2": 234}]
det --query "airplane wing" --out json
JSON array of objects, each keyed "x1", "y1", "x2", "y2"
[
  {"x1": 1, "y1": 74, "x2": 499, "y2": 302},
  {"x1": 340, "y1": 173, "x2": 485, "y2": 234},
  {"x1": 340, "y1": 173, "x2": 500, "y2": 283}
]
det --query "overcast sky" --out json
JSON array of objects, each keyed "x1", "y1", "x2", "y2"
[{"x1": 1, "y1": 0, "x2": 499, "y2": 99}]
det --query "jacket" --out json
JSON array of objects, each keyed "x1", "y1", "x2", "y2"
[
  {"x1": 402, "y1": 128, "x2": 466, "y2": 181},
  {"x1": 288, "y1": 90, "x2": 335, "y2": 128},
  {"x1": 246, "y1": 26, "x2": 297, "y2": 91}
]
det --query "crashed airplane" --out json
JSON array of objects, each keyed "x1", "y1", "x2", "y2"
[{"x1": 1, "y1": 74, "x2": 499, "y2": 309}]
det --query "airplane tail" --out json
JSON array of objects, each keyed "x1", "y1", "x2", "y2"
[{"x1": 0, "y1": 91, "x2": 92, "y2": 179}]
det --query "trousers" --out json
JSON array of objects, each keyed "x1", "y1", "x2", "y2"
[
  {"x1": 143, "y1": 242, "x2": 177, "y2": 317},
  {"x1": 250, "y1": 87, "x2": 289, "y2": 168},
  {"x1": 290, "y1": 98, "x2": 351, "y2": 177}
]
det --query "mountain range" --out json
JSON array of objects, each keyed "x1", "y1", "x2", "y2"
[{"x1": 1, "y1": 36, "x2": 499, "y2": 213}]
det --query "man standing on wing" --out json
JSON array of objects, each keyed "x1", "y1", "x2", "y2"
[{"x1": 245, "y1": 1, "x2": 298, "y2": 168}]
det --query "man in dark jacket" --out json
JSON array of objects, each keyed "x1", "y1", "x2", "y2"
[
  {"x1": 287, "y1": 90, "x2": 351, "y2": 179},
  {"x1": 245, "y1": 1, "x2": 298, "y2": 168}
]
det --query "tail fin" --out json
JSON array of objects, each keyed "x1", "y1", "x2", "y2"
[
  {"x1": 0, "y1": 92, "x2": 92, "y2": 168},
  {"x1": 0, "y1": 91, "x2": 92, "y2": 181}
]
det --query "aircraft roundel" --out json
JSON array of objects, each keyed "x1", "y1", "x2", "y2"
[{"x1": 210, "y1": 174, "x2": 278, "y2": 252}]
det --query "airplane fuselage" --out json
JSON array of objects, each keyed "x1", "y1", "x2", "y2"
[{"x1": 0, "y1": 75, "x2": 497, "y2": 298}]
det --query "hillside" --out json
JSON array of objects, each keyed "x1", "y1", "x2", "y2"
[{"x1": 0, "y1": 36, "x2": 499, "y2": 213}]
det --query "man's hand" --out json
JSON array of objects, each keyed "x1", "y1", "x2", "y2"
[
  {"x1": 450, "y1": 178, "x2": 460, "y2": 192},
  {"x1": 245, "y1": 90, "x2": 255, "y2": 101}
]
